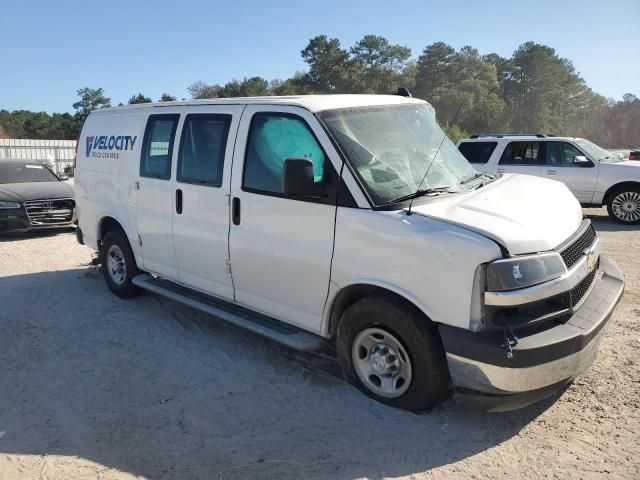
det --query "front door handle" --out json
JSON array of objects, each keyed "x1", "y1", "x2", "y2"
[
  {"x1": 497, "y1": 168, "x2": 505, "y2": 174},
  {"x1": 546, "y1": 170, "x2": 557, "y2": 175},
  {"x1": 232, "y1": 197, "x2": 240, "y2": 225},
  {"x1": 176, "y1": 189, "x2": 183, "y2": 214}
]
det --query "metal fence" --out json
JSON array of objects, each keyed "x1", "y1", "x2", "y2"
[{"x1": 0, "y1": 139, "x2": 77, "y2": 176}]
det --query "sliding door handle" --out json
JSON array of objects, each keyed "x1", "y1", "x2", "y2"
[
  {"x1": 176, "y1": 189, "x2": 183, "y2": 214},
  {"x1": 546, "y1": 170, "x2": 557, "y2": 175},
  {"x1": 232, "y1": 197, "x2": 241, "y2": 225}
]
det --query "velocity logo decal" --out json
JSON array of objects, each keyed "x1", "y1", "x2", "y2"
[
  {"x1": 85, "y1": 135, "x2": 137, "y2": 159},
  {"x1": 85, "y1": 136, "x2": 95, "y2": 157}
]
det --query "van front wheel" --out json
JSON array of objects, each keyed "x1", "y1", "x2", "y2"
[
  {"x1": 100, "y1": 230, "x2": 142, "y2": 299},
  {"x1": 336, "y1": 295, "x2": 449, "y2": 412}
]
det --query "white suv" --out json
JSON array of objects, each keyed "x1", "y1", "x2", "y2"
[
  {"x1": 458, "y1": 134, "x2": 640, "y2": 224},
  {"x1": 74, "y1": 96, "x2": 624, "y2": 411}
]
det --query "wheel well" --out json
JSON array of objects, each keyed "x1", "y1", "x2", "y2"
[
  {"x1": 603, "y1": 181, "x2": 640, "y2": 206},
  {"x1": 98, "y1": 216, "x2": 127, "y2": 250},
  {"x1": 327, "y1": 284, "x2": 429, "y2": 338}
]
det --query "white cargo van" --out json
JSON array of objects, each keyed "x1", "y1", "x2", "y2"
[{"x1": 75, "y1": 95, "x2": 624, "y2": 411}]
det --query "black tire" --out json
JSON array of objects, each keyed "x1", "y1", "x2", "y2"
[
  {"x1": 336, "y1": 294, "x2": 450, "y2": 412},
  {"x1": 100, "y1": 230, "x2": 142, "y2": 299},
  {"x1": 606, "y1": 185, "x2": 640, "y2": 225}
]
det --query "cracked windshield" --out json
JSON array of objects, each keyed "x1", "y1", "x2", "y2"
[{"x1": 319, "y1": 104, "x2": 477, "y2": 205}]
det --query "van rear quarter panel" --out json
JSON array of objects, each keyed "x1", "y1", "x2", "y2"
[
  {"x1": 75, "y1": 110, "x2": 148, "y2": 259},
  {"x1": 328, "y1": 208, "x2": 502, "y2": 331}
]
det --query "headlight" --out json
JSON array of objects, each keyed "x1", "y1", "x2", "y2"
[
  {"x1": 0, "y1": 201, "x2": 21, "y2": 209},
  {"x1": 487, "y1": 252, "x2": 566, "y2": 291}
]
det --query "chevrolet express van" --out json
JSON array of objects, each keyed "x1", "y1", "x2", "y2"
[{"x1": 75, "y1": 95, "x2": 624, "y2": 411}]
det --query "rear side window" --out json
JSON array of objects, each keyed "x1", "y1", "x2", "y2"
[
  {"x1": 499, "y1": 141, "x2": 542, "y2": 165},
  {"x1": 458, "y1": 142, "x2": 497, "y2": 164},
  {"x1": 243, "y1": 113, "x2": 326, "y2": 194},
  {"x1": 178, "y1": 114, "x2": 231, "y2": 186},
  {"x1": 140, "y1": 114, "x2": 179, "y2": 179}
]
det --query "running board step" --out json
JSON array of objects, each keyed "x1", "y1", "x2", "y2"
[{"x1": 132, "y1": 274, "x2": 324, "y2": 351}]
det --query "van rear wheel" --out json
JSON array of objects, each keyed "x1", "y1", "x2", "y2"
[
  {"x1": 100, "y1": 230, "x2": 142, "y2": 299},
  {"x1": 336, "y1": 294, "x2": 449, "y2": 412}
]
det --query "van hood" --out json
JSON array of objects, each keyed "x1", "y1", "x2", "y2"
[
  {"x1": 0, "y1": 181, "x2": 74, "y2": 203},
  {"x1": 410, "y1": 174, "x2": 583, "y2": 255}
]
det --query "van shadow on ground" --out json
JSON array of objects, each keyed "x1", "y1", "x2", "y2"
[
  {"x1": 0, "y1": 267, "x2": 559, "y2": 479},
  {"x1": 0, "y1": 227, "x2": 75, "y2": 243}
]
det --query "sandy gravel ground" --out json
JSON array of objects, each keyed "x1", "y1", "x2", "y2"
[{"x1": 0, "y1": 207, "x2": 638, "y2": 480}]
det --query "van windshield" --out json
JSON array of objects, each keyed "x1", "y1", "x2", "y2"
[
  {"x1": 318, "y1": 104, "x2": 477, "y2": 206},
  {"x1": 0, "y1": 162, "x2": 59, "y2": 184}
]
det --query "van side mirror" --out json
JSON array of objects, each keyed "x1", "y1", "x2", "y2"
[
  {"x1": 283, "y1": 158, "x2": 323, "y2": 197},
  {"x1": 573, "y1": 155, "x2": 592, "y2": 167},
  {"x1": 58, "y1": 174, "x2": 69, "y2": 181}
]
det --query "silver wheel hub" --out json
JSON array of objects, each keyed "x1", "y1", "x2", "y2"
[
  {"x1": 107, "y1": 245, "x2": 127, "y2": 285},
  {"x1": 612, "y1": 192, "x2": 640, "y2": 222},
  {"x1": 369, "y1": 344, "x2": 400, "y2": 375},
  {"x1": 352, "y1": 328, "x2": 412, "y2": 399}
]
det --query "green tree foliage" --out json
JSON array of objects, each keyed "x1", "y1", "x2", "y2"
[
  {"x1": 72, "y1": 87, "x2": 111, "y2": 116},
  {"x1": 1, "y1": 37, "x2": 638, "y2": 147},
  {"x1": 188, "y1": 81, "x2": 223, "y2": 99},
  {"x1": 300, "y1": 35, "x2": 357, "y2": 93},
  {"x1": 69, "y1": 87, "x2": 112, "y2": 136},
  {"x1": 349, "y1": 35, "x2": 411, "y2": 93},
  {"x1": 269, "y1": 75, "x2": 311, "y2": 96},
  {"x1": 159, "y1": 93, "x2": 177, "y2": 102},
  {"x1": 297, "y1": 34, "x2": 412, "y2": 94},
  {"x1": 600, "y1": 94, "x2": 640, "y2": 147},
  {"x1": 188, "y1": 76, "x2": 272, "y2": 99},
  {"x1": 220, "y1": 77, "x2": 270, "y2": 97},
  {"x1": 445, "y1": 124, "x2": 469, "y2": 144},
  {"x1": 415, "y1": 44, "x2": 505, "y2": 133},
  {"x1": 499, "y1": 42, "x2": 592, "y2": 134},
  {"x1": 414, "y1": 42, "x2": 457, "y2": 100},
  {"x1": 128, "y1": 93, "x2": 152, "y2": 104},
  {"x1": 0, "y1": 110, "x2": 30, "y2": 138},
  {"x1": 0, "y1": 110, "x2": 76, "y2": 139}
]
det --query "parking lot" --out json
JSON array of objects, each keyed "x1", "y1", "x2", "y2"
[{"x1": 0, "y1": 207, "x2": 638, "y2": 480}]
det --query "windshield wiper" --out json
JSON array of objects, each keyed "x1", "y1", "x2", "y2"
[
  {"x1": 459, "y1": 172, "x2": 496, "y2": 185},
  {"x1": 459, "y1": 172, "x2": 485, "y2": 185},
  {"x1": 459, "y1": 172, "x2": 496, "y2": 189},
  {"x1": 383, "y1": 186, "x2": 458, "y2": 206}
]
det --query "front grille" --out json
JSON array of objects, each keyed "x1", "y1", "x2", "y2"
[
  {"x1": 23, "y1": 198, "x2": 74, "y2": 226},
  {"x1": 570, "y1": 260, "x2": 599, "y2": 307},
  {"x1": 560, "y1": 224, "x2": 596, "y2": 269}
]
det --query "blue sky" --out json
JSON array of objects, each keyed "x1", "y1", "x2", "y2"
[{"x1": 1, "y1": 0, "x2": 638, "y2": 113}]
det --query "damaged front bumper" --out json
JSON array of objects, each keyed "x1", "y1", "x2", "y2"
[{"x1": 439, "y1": 255, "x2": 624, "y2": 396}]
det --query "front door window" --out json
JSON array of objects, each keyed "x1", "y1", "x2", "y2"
[{"x1": 243, "y1": 113, "x2": 326, "y2": 195}]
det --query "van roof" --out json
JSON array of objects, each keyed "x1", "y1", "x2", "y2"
[{"x1": 92, "y1": 94, "x2": 426, "y2": 115}]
